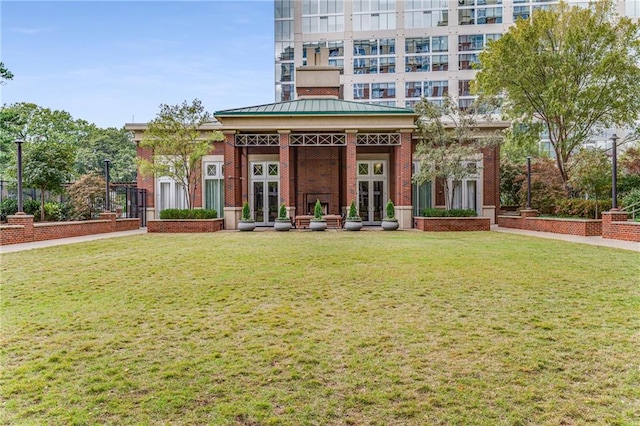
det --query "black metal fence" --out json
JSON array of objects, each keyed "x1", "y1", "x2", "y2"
[{"x1": 1, "y1": 180, "x2": 146, "y2": 227}]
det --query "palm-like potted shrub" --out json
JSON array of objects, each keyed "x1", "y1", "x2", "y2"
[
  {"x1": 274, "y1": 203, "x2": 291, "y2": 231},
  {"x1": 381, "y1": 199, "x2": 399, "y2": 230},
  {"x1": 309, "y1": 199, "x2": 327, "y2": 231},
  {"x1": 344, "y1": 200, "x2": 362, "y2": 231},
  {"x1": 238, "y1": 201, "x2": 256, "y2": 231}
]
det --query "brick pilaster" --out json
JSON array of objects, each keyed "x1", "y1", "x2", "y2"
[
  {"x1": 223, "y1": 131, "x2": 240, "y2": 208},
  {"x1": 7, "y1": 214, "x2": 34, "y2": 242},
  {"x1": 396, "y1": 131, "x2": 413, "y2": 207},
  {"x1": 99, "y1": 212, "x2": 117, "y2": 232},
  {"x1": 279, "y1": 130, "x2": 292, "y2": 206},
  {"x1": 346, "y1": 130, "x2": 358, "y2": 205}
]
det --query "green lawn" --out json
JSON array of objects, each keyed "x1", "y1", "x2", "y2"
[{"x1": 1, "y1": 231, "x2": 639, "y2": 425}]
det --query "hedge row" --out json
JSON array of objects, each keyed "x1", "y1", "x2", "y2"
[
  {"x1": 159, "y1": 209, "x2": 218, "y2": 219},
  {"x1": 420, "y1": 208, "x2": 478, "y2": 217}
]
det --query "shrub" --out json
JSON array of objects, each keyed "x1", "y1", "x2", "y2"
[
  {"x1": 554, "y1": 198, "x2": 612, "y2": 219},
  {"x1": 313, "y1": 199, "x2": 323, "y2": 220},
  {"x1": 24, "y1": 199, "x2": 40, "y2": 218},
  {"x1": 241, "y1": 202, "x2": 252, "y2": 221},
  {"x1": 159, "y1": 209, "x2": 217, "y2": 219},
  {"x1": 622, "y1": 188, "x2": 640, "y2": 210},
  {"x1": 43, "y1": 201, "x2": 63, "y2": 222},
  {"x1": 347, "y1": 201, "x2": 360, "y2": 220},
  {"x1": 385, "y1": 200, "x2": 395, "y2": 219},
  {"x1": 0, "y1": 198, "x2": 18, "y2": 222},
  {"x1": 278, "y1": 203, "x2": 287, "y2": 220},
  {"x1": 421, "y1": 208, "x2": 478, "y2": 217}
]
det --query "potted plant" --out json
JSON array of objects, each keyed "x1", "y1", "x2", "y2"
[
  {"x1": 309, "y1": 199, "x2": 327, "y2": 231},
  {"x1": 274, "y1": 203, "x2": 291, "y2": 231},
  {"x1": 238, "y1": 201, "x2": 256, "y2": 231},
  {"x1": 344, "y1": 200, "x2": 362, "y2": 231},
  {"x1": 381, "y1": 199, "x2": 399, "y2": 231}
]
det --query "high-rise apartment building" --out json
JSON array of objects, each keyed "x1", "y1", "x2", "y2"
[{"x1": 275, "y1": 0, "x2": 638, "y2": 109}]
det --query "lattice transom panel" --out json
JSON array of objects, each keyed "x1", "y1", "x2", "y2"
[
  {"x1": 290, "y1": 134, "x2": 346, "y2": 146},
  {"x1": 235, "y1": 134, "x2": 280, "y2": 146},
  {"x1": 356, "y1": 133, "x2": 401, "y2": 145}
]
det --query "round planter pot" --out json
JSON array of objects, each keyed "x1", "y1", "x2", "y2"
[
  {"x1": 238, "y1": 220, "x2": 256, "y2": 232},
  {"x1": 274, "y1": 220, "x2": 291, "y2": 231},
  {"x1": 344, "y1": 220, "x2": 363, "y2": 231},
  {"x1": 381, "y1": 219, "x2": 399, "y2": 231},
  {"x1": 309, "y1": 220, "x2": 327, "y2": 231}
]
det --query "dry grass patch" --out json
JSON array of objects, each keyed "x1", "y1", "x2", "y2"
[{"x1": 1, "y1": 231, "x2": 639, "y2": 425}]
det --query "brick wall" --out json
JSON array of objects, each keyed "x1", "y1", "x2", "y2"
[
  {"x1": 147, "y1": 219, "x2": 224, "y2": 233},
  {"x1": 296, "y1": 146, "x2": 341, "y2": 215},
  {"x1": 497, "y1": 211, "x2": 601, "y2": 236},
  {"x1": 414, "y1": 217, "x2": 491, "y2": 231},
  {"x1": 1, "y1": 213, "x2": 141, "y2": 246},
  {"x1": 296, "y1": 87, "x2": 340, "y2": 98},
  {"x1": 137, "y1": 145, "x2": 155, "y2": 208},
  {"x1": 602, "y1": 211, "x2": 640, "y2": 242}
]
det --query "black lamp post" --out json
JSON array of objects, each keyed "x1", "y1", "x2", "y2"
[
  {"x1": 526, "y1": 156, "x2": 532, "y2": 210},
  {"x1": 104, "y1": 159, "x2": 111, "y2": 211},
  {"x1": 611, "y1": 134, "x2": 618, "y2": 209},
  {"x1": 15, "y1": 139, "x2": 24, "y2": 213}
]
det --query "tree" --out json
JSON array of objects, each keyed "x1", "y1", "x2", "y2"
[
  {"x1": 22, "y1": 138, "x2": 76, "y2": 221},
  {"x1": 568, "y1": 148, "x2": 611, "y2": 217},
  {"x1": 516, "y1": 158, "x2": 566, "y2": 215},
  {"x1": 74, "y1": 125, "x2": 137, "y2": 182},
  {"x1": 475, "y1": 1, "x2": 640, "y2": 191},
  {"x1": 413, "y1": 97, "x2": 502, "y2": 210},
  {"x1": 0, "y1": 62, "x2": 13, "y2": 85},
  {"x1": 66, "y1": 174, "x2": 106, "y2": 220},
  {"x1": 0, "y1": 103, "x2": 85, "y2": 179},
  {"x1": 138, "y1": 99, "x2": 223, "y2": 210}
]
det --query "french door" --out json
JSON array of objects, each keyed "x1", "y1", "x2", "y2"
[
  {"x1": 250, "y1": 162, "x2": 279, "y2": 225},
  {"x1": 357, "y1": 160, "x2": 387, "y2": 225}
]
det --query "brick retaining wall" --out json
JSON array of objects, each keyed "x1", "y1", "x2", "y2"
[
  {"x1": 414, "y1": 217, "x2": 491, "y2": 232},
  {"x1": 498, "y1": 209, "x2": 639, "y2": 242},
  {"x1": 1, "y1": 213, "x2": 141, "y2": 246},
  {"x1": 147, "y1": 219, "x2": 224, "y2": 233},
  {"x1": 602, "y1": 211, "x2": 640, "y2": 242},
  {"x1": 497, "y1": 213, "x2": 601, "y2": 236}
]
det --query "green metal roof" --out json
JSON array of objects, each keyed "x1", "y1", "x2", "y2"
[{"x1": 214, "y1": 99, "x2": 415, "y2": 117}]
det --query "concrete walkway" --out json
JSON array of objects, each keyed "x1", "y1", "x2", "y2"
[
  {"x1": 492, "y1": 225, "x2": 640, "y2": 252},
  {"x1": 2, "y1": 226, "x2": 638, "y2": 253},
  {"x1": 0, "y1": 229, "x2": 147, "y2": 254}
]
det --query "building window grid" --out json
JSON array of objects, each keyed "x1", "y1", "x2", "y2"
[
  {"x1": 353, "y1": 0, "x2": 396, "y2": 31},
  {"x1": 458, "y1": 1, "x2": 503, "y2": 25},
  {"x1": 353, "y1": 39, "x2": 395, "y2": 74},
  {"x1": 303, "y1": 41, "x2": 345, "y2": 74},
  {"x1": 457, "y1": 34, "x2": 500, "y2": 70},
  {"x1": 302, "y1": 0, "x2": 345, "y2": 33},
  {"x1": 404, "y1": 0, "x2": 448, "y2": 28},
  {"x1": 405, "y1": 36, "x2": 448, "y2": 73}
]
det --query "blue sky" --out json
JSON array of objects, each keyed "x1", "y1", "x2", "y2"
[{"x1": 0, "y1": 0, "x2": 275, "y2": 128}]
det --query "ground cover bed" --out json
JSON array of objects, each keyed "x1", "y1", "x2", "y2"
[{"x1": 1, "y1": 232, "x2": 639, "y2": 424}]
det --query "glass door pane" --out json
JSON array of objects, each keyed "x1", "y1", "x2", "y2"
[
  {"x1": 373, "y1": 180, "x2": 384, "y2": 222},
  {"x1": 268, "y1": 181, "x2": 279, "y2": 223},
  {"x1": 253, "y1": 181, "x2": 264, "y2": 223},
  {"x1": 358, "y1": 180, "x2": 370, "y2": 222},
  {"x1": 467, "y1": 180, "x2": 477, "y2": 212}
]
